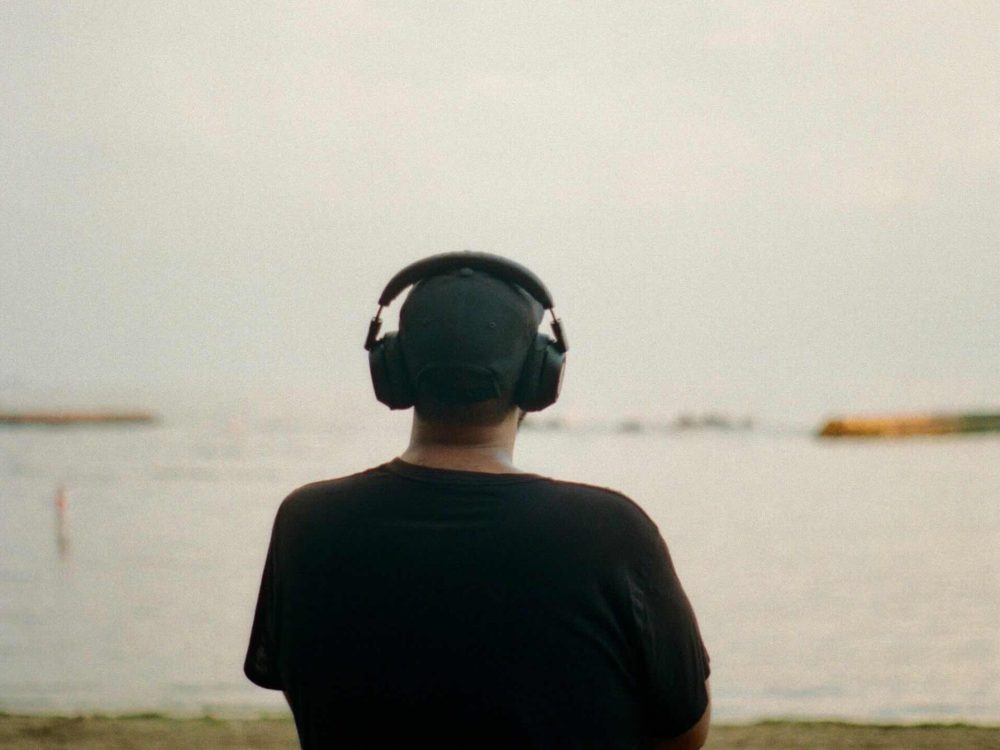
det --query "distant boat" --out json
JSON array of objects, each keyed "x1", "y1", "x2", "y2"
[
  {"x1": 0, "y1": 411, "x2": 157, "y2": 426},
  {"x1": 818, "y1": 413, "x2": 1000, "y2": 438}
]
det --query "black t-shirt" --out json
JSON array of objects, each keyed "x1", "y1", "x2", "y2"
[{"x1": 245, "y1": 459, "x2": 709, "y2": 749}]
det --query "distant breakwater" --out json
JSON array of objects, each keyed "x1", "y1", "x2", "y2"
[{"x1": 0, "y1": 411, "x2": 157, "y2": 426}]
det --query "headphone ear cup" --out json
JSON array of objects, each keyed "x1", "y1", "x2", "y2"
[
  {"x1": 368, "y1": 333, "x2": 415, "y2": 409},
  {"x1": 516, "y1": 334, "x2": 566, "y2": 412}
]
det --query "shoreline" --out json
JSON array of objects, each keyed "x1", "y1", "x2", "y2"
[{"x1": 3, "y1": 714, "x2": 1000, "y2": 749}]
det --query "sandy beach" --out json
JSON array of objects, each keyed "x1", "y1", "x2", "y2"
[{"x1": 2, "y1": 715, "x2": 1000, "y2": 749}]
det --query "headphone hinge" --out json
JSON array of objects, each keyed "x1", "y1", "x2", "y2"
[
  {"x1": 550, "y1": 313, "x2": 568, "y2": 353},
  {"x1": 364, "y1": 307, "x2": 384, "y2": 351}
]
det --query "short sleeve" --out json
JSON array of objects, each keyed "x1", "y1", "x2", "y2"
[
  {"x1": 244, "y1": 512, "x2": 284, "y2": 690},
  {"x1": 632, "y1": 528, "x2": 711, "y2": 738}
]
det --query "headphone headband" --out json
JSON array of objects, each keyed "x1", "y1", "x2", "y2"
[
  {"x1": 367, "y1": 251, "x2": 567, "y2": 354},
  {"x1": 377, "y1": 251, "x2": 555, "y2": 310}
]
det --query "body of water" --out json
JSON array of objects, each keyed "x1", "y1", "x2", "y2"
[{"x1": 1, "y1": 400, "x2": 998, "y2": 722}]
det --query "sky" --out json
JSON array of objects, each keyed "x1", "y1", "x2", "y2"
[{"x1": 2, "y1": 1, "x2": 998, "y2": 424}]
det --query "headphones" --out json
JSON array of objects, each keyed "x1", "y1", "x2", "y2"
[{"x1": 364, "y1": 252, "x2": 568, "y2": 412}]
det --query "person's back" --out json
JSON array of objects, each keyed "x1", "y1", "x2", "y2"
[{"x1": 245, "y1": 253, "x2": 710, "y2": 748}]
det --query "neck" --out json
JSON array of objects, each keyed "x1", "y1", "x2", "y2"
[{"x1": 400, "y1": 410, "x2": 523, "y2": 474}]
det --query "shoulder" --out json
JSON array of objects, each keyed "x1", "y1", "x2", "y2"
[
  {"x1": 543, "y1": 476, "x2": 657, "y2": 522},
  {"x1": 531, "y1": 476, "x2": 664, "y2": 547},
  {"x1": 274, "y1": 464, "x2": 392, "y2": 523}
]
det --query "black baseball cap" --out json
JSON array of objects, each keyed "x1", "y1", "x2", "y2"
[{"x1": 399, "y1": 268, "x2": 544, "y2": 403}]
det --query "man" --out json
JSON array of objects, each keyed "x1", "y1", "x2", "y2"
[{"x1": 245, "y1": 253, "x2": 710, "y2": 749}]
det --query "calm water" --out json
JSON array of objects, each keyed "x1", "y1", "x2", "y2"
[{"x1": 1, "y1": 404, "x2": 998, "y2": 721}]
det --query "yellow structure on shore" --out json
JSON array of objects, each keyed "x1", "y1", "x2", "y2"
[{"x1": 819, "y1": 413, "x2": 1000, "y2": 438}]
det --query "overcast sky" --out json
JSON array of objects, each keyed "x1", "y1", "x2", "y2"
[{"x1": 2, "y1": 1, "x2": 998, "y2": 422}]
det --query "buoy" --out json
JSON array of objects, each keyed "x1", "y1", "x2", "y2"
[{"x1": 54, "y1": 483, "x2": 70, "y2": 557}]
